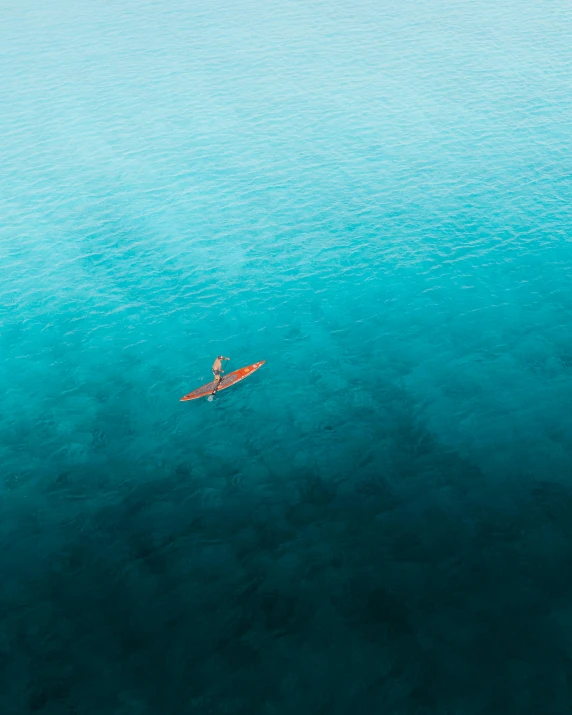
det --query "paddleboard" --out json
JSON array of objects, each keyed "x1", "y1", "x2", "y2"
[{"x1": 180, "y1": 361, "x2": 265, "y2": 401}]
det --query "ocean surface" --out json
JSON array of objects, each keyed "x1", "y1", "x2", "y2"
[{"x1": 2, "y1": 0, "x2": 572, "y2": 712}]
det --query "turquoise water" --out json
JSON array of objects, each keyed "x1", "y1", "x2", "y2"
[{"x1": 2, "y1": 0, "x2": 572, "y2": 711}]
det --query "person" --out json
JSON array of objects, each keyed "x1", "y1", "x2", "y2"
[{"x1": 211, "y1": 356, "x2": 230, "y2": 394}]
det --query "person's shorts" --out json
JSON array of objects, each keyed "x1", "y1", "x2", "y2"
[{"x1": 212, "y1": 369, "x2": 221, "y2": 379}]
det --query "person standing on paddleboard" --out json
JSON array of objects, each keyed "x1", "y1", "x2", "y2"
[{"x1": 211, "y1": 355, "x2": 230, "y2": 394}]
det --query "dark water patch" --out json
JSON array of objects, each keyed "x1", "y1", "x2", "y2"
[{"x1": 2, "y1": 452, "x2": 572, "y2": 713}]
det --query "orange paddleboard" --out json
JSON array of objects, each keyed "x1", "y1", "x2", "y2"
[{"x1": 180, "y1": 361, "x2": 265, "y2": 401}]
